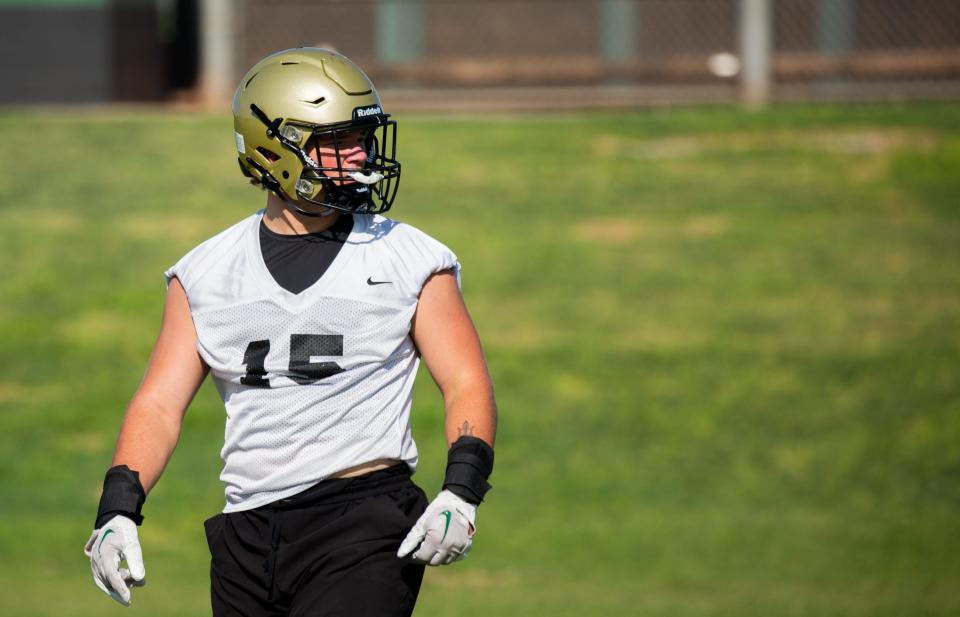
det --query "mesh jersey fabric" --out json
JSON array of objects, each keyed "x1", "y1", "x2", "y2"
[{"x1": 165, "y1": 210, "x2": 461, "y2": 513}]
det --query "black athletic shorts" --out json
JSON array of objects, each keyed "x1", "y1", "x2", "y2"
[{"x1": 203, "y1": 464, "x2": 429, "y2": 617}]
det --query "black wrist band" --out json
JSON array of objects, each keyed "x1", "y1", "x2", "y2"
[
  {"x1": 442, "y1": 436, "x2": 494, "y2": 505},
  {"x1": 95, "y1": 465, "x2": 146, "y2": 528}
]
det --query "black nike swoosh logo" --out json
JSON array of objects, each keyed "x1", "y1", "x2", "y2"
[{"x1": 367, "y1": 277, "x2": 392, "y2": 286}]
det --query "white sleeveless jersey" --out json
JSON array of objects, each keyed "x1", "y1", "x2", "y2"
[{"x1": 165, "y1": 211, "x2": 460, "y2": 513}]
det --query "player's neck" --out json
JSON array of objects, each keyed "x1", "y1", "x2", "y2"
[{"x1": 263, "y1": 193, "x2": 340, "y2": 235}]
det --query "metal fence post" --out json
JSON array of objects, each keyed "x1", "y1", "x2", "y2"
[
  {"x1": 818, "y1": 0, "x2": 854, "y2": 54},
  {"x1": 200, "y1": 0, "x2": 238, "y2": 106},
  {"x1": 376, "y1": 0, "x2": 424, "y2": 65},
  {"x1": 739, "y1": 0, "x2": 772, "y2": 108},
  {"x1": 600, "y1": 0, "x2": 638, "y2": 62}
]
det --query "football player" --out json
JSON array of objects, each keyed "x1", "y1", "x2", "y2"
[{"x1": 83, "y1": 48, "x2": 497, "y2": 616}]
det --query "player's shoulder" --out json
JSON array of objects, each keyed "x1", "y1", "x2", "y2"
[
  {"x1": 165, "y1": 210, "x2": 260, "y2": 290},
  {"x1": 357, "y1": 213, "x2": 447, "y2": 248},
  {"x1": 354, "y1": 214, "x2": 460, "y2": 292}
]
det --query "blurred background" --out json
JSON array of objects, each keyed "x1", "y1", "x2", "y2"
[
  {"x1": 2, "y1": 0, "x2": 959, "y2": 109},
  {"x1": 0, "y1": 1, "x2": 958, "y2": 616}
]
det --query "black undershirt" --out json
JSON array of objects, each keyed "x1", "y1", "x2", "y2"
[{"x1": 259, "y1": 214, "x2": 353, "y2": 294}]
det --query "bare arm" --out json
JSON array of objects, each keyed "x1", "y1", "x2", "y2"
[
  {"x1": 411, "y1": 270, "x2": 497, "y2": 448},
  {"x1": 111, "y1": 277, "x2": 209, "y2": 494}
]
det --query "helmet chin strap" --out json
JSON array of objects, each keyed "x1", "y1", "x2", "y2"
[
  {"x1": 245, "y1": 155, "x2": 335, "y2": 217},
  {"x1": 321, "y1": 181, "x2": 375, "y2": 213},
  {"x1": 283, "y1": 195, "x2": 337, "y2": 218}
]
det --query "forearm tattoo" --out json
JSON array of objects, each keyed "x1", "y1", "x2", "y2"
[{"x1": 457, "y1": 420, "x2": 475, "y2": 437}]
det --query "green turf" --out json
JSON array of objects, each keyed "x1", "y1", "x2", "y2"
[{"x1": 0, "y1": 103, "x2": 958, "y2": 616}]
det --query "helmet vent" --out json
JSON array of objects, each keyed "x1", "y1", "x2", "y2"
[
  {"x1": 256, "y1": 146, "x2": 280, "y2": 162},
  {"x1": 245, "y1": 73, "x2": 258, "y2": 89},
  {"x1": 281, "y1": 61, "x2": 299, "y2": 65},
  {"x1": 303, "y1": 96, "x2": 327, "y2": 106}
]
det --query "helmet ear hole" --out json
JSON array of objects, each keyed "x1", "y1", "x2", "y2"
[{"x1": 256, "y1": 146, "x2": 280, "y2": 162}]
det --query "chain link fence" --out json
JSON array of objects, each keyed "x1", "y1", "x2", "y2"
[
  {"x1": 235, "y1": 0, "x2": 960, "y2": 109},
  {"x1": 0, "y1": 0, "x2": 955, "y2": 106},
  {"x1": 773, "y1": 0, "x2": 960, "y2": 101}
]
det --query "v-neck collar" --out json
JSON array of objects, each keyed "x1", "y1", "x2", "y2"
[{"x1": 246, "y1": 210, "x2": 362, "y2": 312}]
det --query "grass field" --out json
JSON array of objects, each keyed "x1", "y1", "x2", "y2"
[{"x1": 0, "y1": 103, "x2": 958, "y2": 616}]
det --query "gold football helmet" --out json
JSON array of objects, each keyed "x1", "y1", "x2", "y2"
[{"x1": 233, "y1": 48, "x2": 400, "y2": 215}]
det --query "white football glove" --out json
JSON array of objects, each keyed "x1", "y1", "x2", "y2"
[
  {"x1": 83, "y1": 514, "x2": 146, "y2": 606},
  {"x1": 397, "y1": 489, "x2": 477, "y2": 566}
]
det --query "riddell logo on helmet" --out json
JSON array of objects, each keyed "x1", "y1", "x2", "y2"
[{"x1": 353, "y1": 105, "x2": 383, "y2": 119}]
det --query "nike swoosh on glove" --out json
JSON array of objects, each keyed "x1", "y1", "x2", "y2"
[
  {"x1": 83, "y1": 514, "x2": 146, "y2": 606},
  {"x1": 397, "y1": 489, "x2": 477, "y2": 566}
]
